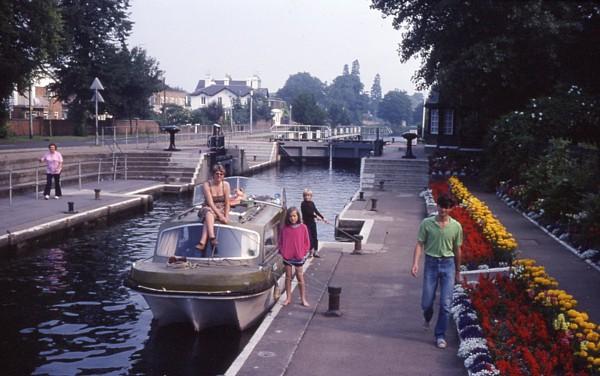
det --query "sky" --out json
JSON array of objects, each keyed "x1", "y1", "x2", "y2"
[{"x1": 127, "y1": 0, "x2": 421, "y2": 95}]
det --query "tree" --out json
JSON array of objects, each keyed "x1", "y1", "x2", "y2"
[
  {"x1": 0, "y1": 0, "x2": 62, "y2": 136},
  {"x1": 51, "y1": 0, "x2": 132, "y2": 135},
  {"x1": 351, "y1": 59, "x2": 360, "y2": 76},
  {"x1": 327, "y1": 67, "x2": 367, "y2": 125},
  {"x1": 370, "y1": 1, "x2": 600, "y2": 138},
  {"x1": 291, "y1": 93, "x2": 327, "y2": 125},
  {"x1": 277, "y1": 72, "x2": 326, "y2": 106},
  {"x1": 163, "y1": 104, "x2": 191, "y2": 125},
  {"x1": 377, "y1": 90, "x2": 412, "y2": 126},
  {"x1": 343, "y1": 64, "x2": 349, "y2": 76},
  {"x1": 203, "y1": 102, "x2": 224, "y2": 124},
  {"x1": 103, "y1": 47, "x2": 163, "y2": 125},
  {"x1": 370, "y1": 74, "x2": 382, "y2": 115}
]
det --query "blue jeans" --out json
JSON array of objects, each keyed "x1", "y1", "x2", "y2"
[{"x1": 421, "y1": 255, "x2": 455, "y2": 339}]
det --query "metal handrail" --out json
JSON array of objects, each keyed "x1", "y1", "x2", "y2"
[{"x1": 0, "y1": 152, "x2": 195, "y2": 206}]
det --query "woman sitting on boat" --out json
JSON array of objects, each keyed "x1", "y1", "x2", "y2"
[{"x1": 197, "y1": 164, "x2": 231, "y2": 251}]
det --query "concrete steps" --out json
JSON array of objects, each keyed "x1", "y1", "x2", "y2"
[
  {"x1": 360, "y1": 158, "x2": 429, "y2": 192},
  {"x1": 229, "y1": 140, "x2": 276, "y2": 167}
]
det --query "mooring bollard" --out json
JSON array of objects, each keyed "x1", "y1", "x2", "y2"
[
  {"x1": 253, "y1": 155, "x2": 257, "y2": 161},
  {"x1": 358, "y1": 191, "x2": 365, "y2": 201},
  {"x1": 94, "y1": 189, "x2": 101, "y2": 200},
  {"x1": 369, "y1": 198, "x2": 378, "y2": 211},
  {"x1": 68, "y1": 202, "x2": 75, "y2": 213},
  {"x1": 379, "y1": 180, "x2": 385, "y2": 190},
  {"x1": 325, "y1": 286, "x2": 342, "y2": 317},
  {"x1": 352, "y1": 234, "x2": 363, "y2": 255}
]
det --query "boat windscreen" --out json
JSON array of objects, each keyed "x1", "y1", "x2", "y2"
[
  {"x1": 192, "y1": 177, "x2": 284, "y2": 207},
  {"x1": 155, "y1": 224, "x2": 260, "y2": 260}
]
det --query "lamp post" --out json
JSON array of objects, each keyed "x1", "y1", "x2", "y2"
[
  {"x1": 289, "y1": 104, "x2": 293, "y2": 125},
  {"x1": 249, "y1": 89, "x2": 253, "y2": 134}
]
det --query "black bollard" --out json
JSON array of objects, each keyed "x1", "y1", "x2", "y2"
[
  {"x1": 369, "y1": 198, "x2": 378, "y2": 211},
  {"x1": 68, "y1": 202, "x2": 75, "y2": 213},
  {"x1": 351, "y1": 234, "x2": 363, "y2": 255},
  {"x1": 325, "y1": 286, "x2": 342, "y2": 317},
  {"x1": 357, "y1": 191, "x2": 365, "y2": 201},
  {"x1": 379, "y1": 180, "x2": 385, "y2": 190},
  {"x1": 94, "y1": 189, "x2": 101, "y2": 200}
]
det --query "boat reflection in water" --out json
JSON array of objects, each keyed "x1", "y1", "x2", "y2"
[
  {"x1": 130, "y1": 322, "x2": 256, "y2": 375},
  {"x1": 126, "y1": 177, "x2": 286, "y2": 331}
]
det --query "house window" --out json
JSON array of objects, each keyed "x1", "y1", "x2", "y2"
[
  {"x1": 443, "y1": 110, "x2": 454, "y2": 135},
  {"x1": 201, "y1": 97, "x2": 206, "y2": 105},
  {"x1": 430, "y1": 109, "x2": 439, "y2": 134}
]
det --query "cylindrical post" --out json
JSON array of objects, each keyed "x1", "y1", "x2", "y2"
[
  {"x1": 125, "y1": 127, "x2": 128, "y2": 144},
  {"x1": 94, "y1": 189, "x2": 101, "y2": 200},
  {"x1": 351, "y1": 235, "x2": 363, "y2": 254},
  {"x1": 379, "y1": 180, "x2": 385, "y2": 191},
  {"x1": 358, "y1": 191, "x2": 364, "y2": 201},
  {"x1": 101, "y1": 127, "x2": 105, "y2": 146},
  {"x1": 98, "y1": 160, "x2": 102, "y2": 183},
  {"x1": 325, "y1": 286, "x2": 342, "y2": 317},
  {"x1": 113, "y1": 125, "x2": 116, "y2": 144},
  {"x1": 78, "y1": 160, "x2": 82, "y2": 190},
  {"x1": 113, "y1": 156, "x2": 118, "y2": 181},
  {"x1": 67, "y1": 201, "x2": 75, "y2": 212},
  {"x1": 124, "y1": 155, "x2": 128, "y2": 181},
  {"x1": 9, "y1": 170, "x2": 13, "y2": 207},
  {"x1": 369, "y1": 198, "x2": 378, "y2": 211},
  {"x1": 35, "y1": 166, "x2": 39, "y2": 200}
]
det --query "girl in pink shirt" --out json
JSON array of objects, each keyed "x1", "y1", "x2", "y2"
[{"x1": 279, "y1": 207, "x2": 311, "y2": 307}]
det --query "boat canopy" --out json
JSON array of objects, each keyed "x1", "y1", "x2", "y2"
[
  {"x1": 155, "y1": 223, "x2": 260, "y2": 260},
  {"x1": 192, "y1": 176, "x2": 286, "y2": 208}
]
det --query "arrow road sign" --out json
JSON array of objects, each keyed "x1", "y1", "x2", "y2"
[
  {"x1": 90, "y1": 77, "x2": 104, "y2": 91},
  {"x1": 91, "y1": 91, "x2": 105, "y2": 103}
]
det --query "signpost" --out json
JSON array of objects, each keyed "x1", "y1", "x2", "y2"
[{"x1": 90, "y1": 77, "x2": 105, "y2": 146}]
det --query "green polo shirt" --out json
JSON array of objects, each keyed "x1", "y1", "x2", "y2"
[{"x1": 417, "y1": 216, "x2": 463, "y2": 257}]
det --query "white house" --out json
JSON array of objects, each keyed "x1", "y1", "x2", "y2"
[{"x1": 189, "y1": 75, "x2": 267, "y2": 110}]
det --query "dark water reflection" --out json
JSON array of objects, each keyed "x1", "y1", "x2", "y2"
[{"x1": 0, "y1": 162, "x2": 358, "y2": 375}]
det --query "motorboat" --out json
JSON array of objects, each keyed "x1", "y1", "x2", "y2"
[{"x1": 125, "y1": 177, "x2": 286, "y2": 331}]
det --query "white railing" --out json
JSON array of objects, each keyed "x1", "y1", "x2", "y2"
[{"x1": 270, "y1": 124, "x2": 361, "y2": 141}]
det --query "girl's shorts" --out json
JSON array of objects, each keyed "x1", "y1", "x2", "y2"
[{"x1": 283, "y1": 257, "x2": 306, "y2": 267}]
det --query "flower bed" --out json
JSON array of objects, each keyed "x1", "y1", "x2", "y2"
[{"x1": 428, "y1": 178, "x2": 599, "y2": 374}]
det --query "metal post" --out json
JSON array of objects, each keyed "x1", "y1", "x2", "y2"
[
  {"x1": 352, "y1": 235, "x2": 363, "y2": 255},
  {"x1": 98, "y1": 160, "x2": 102, "y2": 183},
  {"x1": 325, "y1": 286, "x2": 342, "y2": 317},
  {"x1": 78, "y1": 160, "x2": 82, "y2": 190},
  {"x1": 113, "y1": 155, "x2": 118, "y2": 181},
  {"x1": 124, "y1": 155, "x2": 128, "y2": 181},
  {"x1": 28, "y1": 83, "x2": 33, "y2": 139},
  {"x1": 9, "y1": 170, "x2": 13, "y2": 207},
  {"x1": 94, "y1": 189, "x2": 101, "y2": 200},
  {"x1": 113, "y1": 125, "x2": 116, "y2": 144},
  {"x1": 358, "y1": 191, "x2": 364, "y2": 201},
  {"x1": 35, "y1": 166, "x2": 39, "y2": 200},
  {"x1": 249, "y1": 89, "x2": 253, "y2": 134},
  {"x1": 95, "y1": 93, "x2": 99, "y2": 145},
  {"x1": 369, "y1": 198, "x2": 378, "y2": 211},
  {"x1": 125, "y1": 127, "x2": 128, "y2": 144}
]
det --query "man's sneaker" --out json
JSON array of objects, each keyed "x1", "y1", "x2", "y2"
[
  {"x1": 44, "y1": 195, "x2": 50, "y2": 200},
  {"x1": 436, "y1": 338, "x2": 447, "y2": 349},
  {"x1": 313, "y1": 251, "x2": 321, "y2": 258},
  {"x1": 423, "y1": 319, "x2": 430, "y2": 330},
  {"x1": 54, "y1": 196, "x2": 61, "y2": 200}
]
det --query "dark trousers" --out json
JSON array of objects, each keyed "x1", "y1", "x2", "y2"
[
  {"x1": 306, "y1": 221, "x2": 318, "y2": 251},
  {"x1": 43, "y1": 173, "x2": 62, "y2": 197}
]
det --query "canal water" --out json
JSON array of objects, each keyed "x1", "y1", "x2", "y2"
[{"x1": 0, "y1": 162, "x2": 359, "y2": 376}]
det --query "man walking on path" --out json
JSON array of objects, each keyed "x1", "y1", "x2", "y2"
[{"x1": 411, "y1": 194, "x2": 462, "y2": 349}]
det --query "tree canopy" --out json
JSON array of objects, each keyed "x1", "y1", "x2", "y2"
[
  {"x1": 370, "y1": 0, "x2": 600, "y2": 132},
  {"x1": 277, "y1": 72, "x2": 326, "y2": 106},
  {"x1": 378, "y1": 90, "x2": 412, "y2": 126},
  {"x1": 0, "y1": 0, "x2": 62, "y2": 135}
]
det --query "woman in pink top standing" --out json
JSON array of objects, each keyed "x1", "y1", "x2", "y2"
[
  {"x1": 279, "y1": 207, "x2": 311, "y2": 307},
  {"x1": 40, "y1": 143, "x2": 63, "y2": 200}
]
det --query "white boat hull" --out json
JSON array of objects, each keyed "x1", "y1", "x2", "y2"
[{"x1": 139, "y1": 286, "x2": 278, "y2": 331}]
